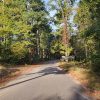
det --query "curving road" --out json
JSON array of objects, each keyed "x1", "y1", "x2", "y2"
[{"x1": 0, "y1": 61, "x2": 91, "y2": 100}]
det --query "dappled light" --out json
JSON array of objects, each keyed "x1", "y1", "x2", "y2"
[{"x1": 0, "y1": 0, "x2": 100, "y2": 99}]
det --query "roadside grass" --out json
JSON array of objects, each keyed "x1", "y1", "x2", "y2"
[{"x1": 59, "y1": 61, "x2": 100, "y2": 100}]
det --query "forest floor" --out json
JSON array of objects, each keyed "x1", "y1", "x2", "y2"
[
  {"x1": 0, "y1": 63, "x2": 41, "y2": 87},
  {"x1": 59, "y1": 61, "x2": 100, "y2": 100}
]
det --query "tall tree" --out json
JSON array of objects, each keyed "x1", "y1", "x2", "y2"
[
  {"x1": 26, "y1": 0, "x2": 52, "y2": 61},
  {"x1": 0, "y1": 0, "x2": 31, "y2": 62},
  {"x1": 73, "y1": 0, "x2": 100, "y2": 74},
  {"x1": 0, "y1": 0, "x2": 52, "y2": 63},
  {"x1": 49, "y1": 0, "x2": 71, "y2": 45}
]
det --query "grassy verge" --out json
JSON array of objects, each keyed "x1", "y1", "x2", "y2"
[{"x1": 59, "y1": 61, "x2": 100, "y2": 100}]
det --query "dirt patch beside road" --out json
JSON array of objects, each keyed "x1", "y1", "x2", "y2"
[
  {"x1": 0, "y1": 64, "x2": 40, "y2": 87},
  {"x1": 58, "y1": 61, "x2": 100, "y2": 100}
]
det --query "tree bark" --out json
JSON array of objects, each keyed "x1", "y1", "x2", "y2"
[{"x1": 61, "y1": 3, "x2": 69, "y2": 46}]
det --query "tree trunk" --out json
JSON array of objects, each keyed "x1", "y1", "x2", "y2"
[
  {"x1": 61, "y1": 5, "x2": 69, "y2": 46},
  {"x1": 36, "y1": 30, "x2": 40, "y2": 59}
]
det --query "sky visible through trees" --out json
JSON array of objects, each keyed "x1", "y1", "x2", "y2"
[{"x1": 0, "y1": 1, "x2": 99, "y2": 99}]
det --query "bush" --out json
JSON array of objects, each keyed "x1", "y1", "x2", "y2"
[
  {"x1": 91, "y1": 53, "x2": 100, "y2": 75},
  {"x1": 10, "y1": 42, "x2": 29, "y2": 64}
]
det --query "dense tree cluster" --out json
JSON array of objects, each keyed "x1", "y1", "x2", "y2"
[
  {"x1": 0, "y1": 0, "x2": 99, "y2": 75},
  {"x1": 0, "y1": 0, "x2": 53, "y2": 64},
  {"x1": 48, "y1": 0, "x2": 73, "y2": 57},
  {"x1": 73, "y1": 0, "x2": 100, "y2": 74}
]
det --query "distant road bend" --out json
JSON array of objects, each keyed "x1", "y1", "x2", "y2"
[{"x1": 0, "y1": 61, "x2": 91, "y2": 100}]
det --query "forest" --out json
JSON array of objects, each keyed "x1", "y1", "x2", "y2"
[{"x1": 0, "y1": 0, "x2": 100, "y2": 73}]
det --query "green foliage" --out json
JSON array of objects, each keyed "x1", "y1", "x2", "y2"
[
  {"x1": 0, "y1": 0, "x2": 54, "y2": 64},
  {"x1": 91, "y1": 53, "x2": 100, "y2": 75},
  {"x1": 49, "y1": 0, "x2": 71, "y2": 26},
  {"x1": 50, "y1": 36, "x2": 73, "y2": 56},
  {"x1": 10, "y1": 42, "x2": 28, "y2": 60},
  {"x1": 50, "y1": 39, "x2": 61, "y2": 54},
  {"x1": 64, "y1": 46, "x2": 73, "y2": 56},
  {"x1": 48, "y1": 0, "x2": 73, "y2": 58},
  {"x1": 0, "y1": 0, "x2": 99, "y2": 70},
  {"x1": 73, "y1": 0, "x2": 100, "y2": 74}
]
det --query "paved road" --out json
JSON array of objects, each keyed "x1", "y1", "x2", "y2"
[{"x1": 0, "y1": 61, "x2": 91, "y2": 100}]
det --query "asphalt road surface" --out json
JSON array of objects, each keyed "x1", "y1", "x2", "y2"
[{"x1": 0, "y1": 61, "x2": 91, "y2": 100}]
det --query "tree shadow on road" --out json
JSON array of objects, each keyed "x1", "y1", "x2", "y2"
[
  {"x1": 26, "y1": 67, "x2": 66, "y2": 76},
  {"x1": 0, "y1": 67, "x2": 66, "y2": 90},
  {"x1": 0, "y1": 66, "x2": 92, "y2": 100}
]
